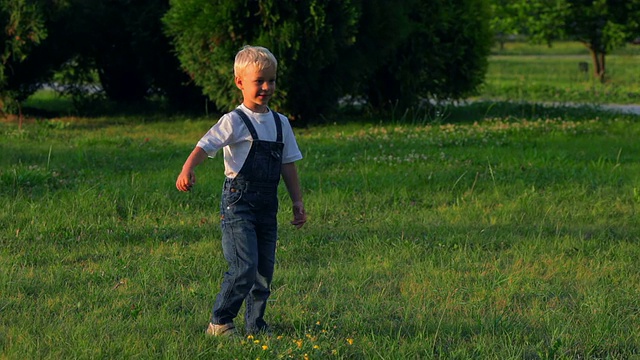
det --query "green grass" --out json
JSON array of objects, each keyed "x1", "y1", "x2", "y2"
[
  {"x1": 480, "y1": 41, "x2": 640, "y2": 104},
  {"x1": 492, "y1": 40, "x2": 640, "y2": 56},
  {"x1": 21, "y1": 89, "x2": 76, "y2": 116},
  {"x1": 2, "y1": 103, "x2": 640, "y2": 358}
]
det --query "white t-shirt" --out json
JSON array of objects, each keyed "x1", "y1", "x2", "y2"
[{"x1": 197, "y1": 104, "x2": 303, "y2": 178}]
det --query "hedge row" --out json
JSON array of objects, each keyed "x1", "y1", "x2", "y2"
[{"x1": 0, "y1": 0, "x2": 492, "y2": 122}]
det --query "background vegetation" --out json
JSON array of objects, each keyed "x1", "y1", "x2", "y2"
[
  {"x1": 488, "y1": 0, "x2": 640, "y2": 82},
  {"x1": 4, "y1": 0, "x2": 640, "y2": 122},
  {"x1": 1, "y1": 0, "x2": 492, "y2": 123},
  {"x1": 480, "y1": 41, "x2": 640, "y2": 104}
]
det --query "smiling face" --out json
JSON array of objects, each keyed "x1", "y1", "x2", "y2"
[{"x1": 235, "y1": 64, "x2": 277, "y2": 113}]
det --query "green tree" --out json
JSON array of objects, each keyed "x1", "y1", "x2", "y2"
[
  {"x1": 489, "y1": 0, "x2": 521, "y2": 49},
  {"x1": 42, "y1": 0, "x2": 205, "y2": 109},
  {"x1": 63, "y1": 0, "x2": 174, "y2": 103},
  {"x1": 165, "y1": 0, "x2": 492, "y2": 122},
  {"x1": 0, "y1": 0, "x2": 48, "y2": 113},
  {"x1": 501, "y1": 0, "x2": 640, "y2": 81},
  {"x1": 366, "y1": 0, "x2": 493, "y2": 110},
  {"x1": 164, "y1": 0, "x2": 361, "y2": 122}
]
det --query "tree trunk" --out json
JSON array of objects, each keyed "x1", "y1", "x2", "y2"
[
  {"x1": 18, "y1": 102, "x2": 23, "y2": 131},
  {"x1": 588, "y1": 47, "x2": 606, "y2": 83}
]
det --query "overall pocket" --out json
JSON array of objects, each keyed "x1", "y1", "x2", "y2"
[{"x1": 223, "y1": 187, "x2": 243, "y2": 209}]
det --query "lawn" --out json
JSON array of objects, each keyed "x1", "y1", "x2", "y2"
[{"x1": 2, "y1": 100, "x2": 640, "y2": 358}]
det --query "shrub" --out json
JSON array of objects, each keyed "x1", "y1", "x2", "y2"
[
  {"x1": 164, "y1": 0, "x2": 361, "y2": 122},
  {"x1": 366, "y1": 0, "x2": 493, "y2": 110},
  {"x1": 165, "y1": 0, "x2": 492, "y2": 122}
]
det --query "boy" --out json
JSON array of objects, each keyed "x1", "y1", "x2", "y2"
[{"x1": 176, "y1": 45, "x2": 306, "y2": 336}]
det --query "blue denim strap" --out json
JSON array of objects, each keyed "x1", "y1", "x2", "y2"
[{"x1": 233, "y1": 108, "x2": 283, "y2": 142}]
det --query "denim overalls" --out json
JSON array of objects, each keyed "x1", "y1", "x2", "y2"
[{"x1": 211, "y1": 109, "x2": 283, "y2": 334}]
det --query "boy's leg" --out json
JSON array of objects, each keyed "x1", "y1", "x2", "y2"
[
  {"x1": 244, "y1": 211, "x2": 278, "y2": 334},
  {"x1": 211, "y1": 205, "x2": 259, "y2": 326}
]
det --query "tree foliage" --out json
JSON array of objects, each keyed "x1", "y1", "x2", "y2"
[
  {"x1": 489, "y1": 0, "x2": 523, "y2": 49},
  {"x1": 62, "y1": 0, "x2": 203, "y2": 105},
  {"x1": 0, "y1": 1, "x2": 493, "y2": 120},
  {"x1": 164, "y1": 0, "x2": 363, "y2": 122},
  {"x1": 165, "y1": 0, "x2": 492, "y2": 122},
  {"x1": 366, "y1": 0, "x2": 492, "y2": 110},
  {"x1": 0, "y1": 0, "x2": 48, "y2": 111},
  {"x1": 489, "y1": 0, "x2": 640, "y2": 81}
]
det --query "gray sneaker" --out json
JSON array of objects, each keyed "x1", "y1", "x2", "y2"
[{"x1": 206, "y1": 322, "x2": 238, "y2": 337}]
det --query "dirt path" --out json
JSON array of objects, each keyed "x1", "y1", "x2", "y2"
[{"x1": 597, "y1": 104, "x2": 640, "y2": 115}]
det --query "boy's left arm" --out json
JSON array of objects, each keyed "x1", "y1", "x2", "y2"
[{"x1": 281, "y1": 162, "x2": 306, "y2": 228}]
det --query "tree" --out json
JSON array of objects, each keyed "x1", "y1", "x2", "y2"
[
  {"x1": 164, "y1": 0, "x2": 361, "y2": 122},
  {"x1": 38, "y1": 0, "x2": 206, "y2": 109},
  {"x1": 499, "y1": 0, "x2": 640, "y2": 82},
  {"x1": 63, "y1": 0, "x2": 174, "y2": 103},
  {"x1": 488, "y1": 0, "x2": 521, "y2": 49},
  {"x1": 0, "y1": 0, "x2": 48, "y2": 116},
  {"x1": 366, "y1": 0, "x2": 493, "y2": 110},
  {"x1": 165, "y1": 0, "x2": 493, "y2": 122}
]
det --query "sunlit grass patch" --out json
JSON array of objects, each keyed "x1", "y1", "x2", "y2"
[
  {"x1": 482, "y1": 42, "x2": 640, "y2": 105},
  {"x1": 2, "y1": 107, "x2": 640, "y2": 358}
]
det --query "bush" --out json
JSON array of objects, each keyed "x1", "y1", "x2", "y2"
[
  {"x1": 164, "y1": 0, "x2": 361, "y2": 122},
  {"x1": 165, "y1": 0, "x2": 492, "y2": 123},
  {"x1": 366, "y1": 0, "x2": 493, "y2": 110},
  {"x1": 63, "y1": 0, "x2": 202, "y2": 105}
]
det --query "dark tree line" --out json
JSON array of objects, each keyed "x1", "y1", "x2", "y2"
[{"x1": 0, "y1": 0, "x2": 493, "y2": 123}]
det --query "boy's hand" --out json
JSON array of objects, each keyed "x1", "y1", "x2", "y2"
[
  {"x1": 291, "y1": 201, "x2": 307, "y2": 229},
  {"x1": 176, "y1": 169, "x2": 196, "y2": 192}
]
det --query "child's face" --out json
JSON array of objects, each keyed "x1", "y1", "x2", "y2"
[{"x1": 235, "y1": 64, "x2": 276, "y2": 113}]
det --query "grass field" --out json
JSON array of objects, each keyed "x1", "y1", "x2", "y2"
[
  {"x1": 480, "y1": 41, "x2": 640, "y2": 105},
  {"x1": 2, "y1": 97, "x2": 640, "y2": 358},
  {"x1": 3, "y1": 41, "x2": 640, "y2": 359}
]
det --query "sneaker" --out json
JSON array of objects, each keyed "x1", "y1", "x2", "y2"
[{"x1": 206, "y1": 322, "x2": 238, "y2": 337}]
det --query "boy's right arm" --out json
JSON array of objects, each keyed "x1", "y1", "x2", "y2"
[{"x1": 176, "y1": 146, "x2": 208, "y2": 192}]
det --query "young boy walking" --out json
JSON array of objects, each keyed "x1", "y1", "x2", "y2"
[{"x1": 176, "y1": 45, "x2": 306, "y2": 336}]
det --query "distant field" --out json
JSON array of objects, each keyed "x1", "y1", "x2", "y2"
[
  {"x1": 491, "y1": 40, "x2": 640, "y2": 56},
  {"x1": 481, "y1": 41, "x2": 640, "y2": 104}
]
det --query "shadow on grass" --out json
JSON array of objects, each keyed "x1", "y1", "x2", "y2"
[{"x1": 16, "y1": 90, "x2": 639, "y2": 130}]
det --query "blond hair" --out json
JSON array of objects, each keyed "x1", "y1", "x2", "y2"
[{"x1": 234, "y1": 45, "x2": 278, "y2": 78}]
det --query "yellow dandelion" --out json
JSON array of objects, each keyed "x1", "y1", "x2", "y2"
[
  {"x1": 277, "y1": 335, "x2": 283, "y2": 340},
  {"x1": 247, "y1": 335, "x2": 254, "y2": 340},
  {"x1": 296, "y1": 339, "x2": 303, "y2": 348},
  {"x1": 254, "y1": 339, "x2": 260, "y2": 344},
  {"x1": 262, "y1": 345, "x2": 268, "y2": 350},
  {"x1": 316, "y1": 321, "x2": 321, "y2": 325},
  {"x1": 313, "y1": 345, "x2": 320, "y2": 349},
  {"x1": 304, "y1": 354, "x2": 309, "y2": 360},
  {"x1": 346, "y1": 338, "x2": 354, "y2": 345}
]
